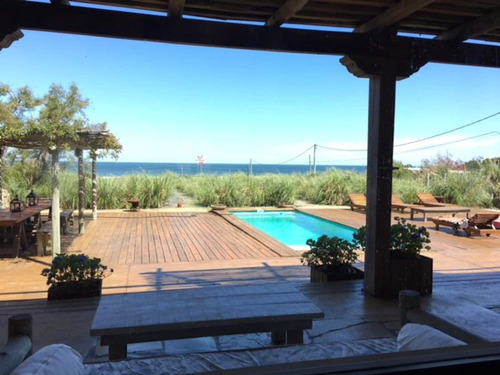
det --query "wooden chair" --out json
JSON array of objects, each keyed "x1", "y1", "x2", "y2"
[
  {"x1": 464, "y1": 213, "x2": 499, "y2": 237},
  {"x1": 417, "y1": 193, "x2": 447, "y2": 207},
  {"x1": 348, "y1": 193, "x2": 367, "y2": 211}
]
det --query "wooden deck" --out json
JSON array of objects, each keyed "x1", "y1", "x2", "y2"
[{"x1": 67, "y1": 211, "x2": 298, "y2": 265}]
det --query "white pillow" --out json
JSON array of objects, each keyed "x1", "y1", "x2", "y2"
[
  {"x1": 397, "y1": 323, "x2": 466, "y2": 351},
  {"x1": 11, "y1": 344, "x2": 83, "y2": 375}
]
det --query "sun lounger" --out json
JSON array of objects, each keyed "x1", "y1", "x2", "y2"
[
  {"x1": 417, "y1": 193, "x2": 447, "y2": 207},
  {"x1": 463, "y1": 213, "x2": 499, "y2": 237},
  {"x1": 430, "y1": 216, "x2": 465, "y2": 234},
  {"x1": 391, "y1": 194, "x2": 421, "y2": 213},
  {"x1": 348, "y1": 193, "x2": 367, "y2": 211}
]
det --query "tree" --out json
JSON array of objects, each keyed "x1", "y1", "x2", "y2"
[{"x1": 0, "y1": 84, "x2": 40, "y2": 206}]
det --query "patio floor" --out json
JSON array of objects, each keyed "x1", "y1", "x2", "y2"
[{"x1": 0, "y1": 206, "x2": 499, "y2": 365}]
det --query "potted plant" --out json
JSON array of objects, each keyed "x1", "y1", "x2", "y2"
[
  {"x1": 41, "y1": 253, "x2": 113, "y2": 300},
  {"x1": 353, "y1": 217, "x2": 432, "y2": 297},
  {"x1": 301, "y1": 235, "x2": 363, "y2": 282}
]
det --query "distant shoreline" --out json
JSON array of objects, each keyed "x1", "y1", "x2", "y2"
[{"x1": 90, "y1": 162, "x2": 367, "y2": 177}]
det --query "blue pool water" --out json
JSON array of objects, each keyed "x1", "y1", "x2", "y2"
[{"x1": 232, "y1": 211, "x2": 356, "y2": 250}]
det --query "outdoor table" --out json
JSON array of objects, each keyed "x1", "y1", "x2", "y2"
[{"x1": 0, "y1": 201, "x2": 52, "y2": 257}]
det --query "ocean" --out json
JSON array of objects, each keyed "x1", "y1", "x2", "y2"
[{"x1": 95, "y1": 162, "x2": 367, "y2": 177}]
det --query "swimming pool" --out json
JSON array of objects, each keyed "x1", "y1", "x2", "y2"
[{"x1": 232, "y1": 210, "x2": 356, "y2": 250}]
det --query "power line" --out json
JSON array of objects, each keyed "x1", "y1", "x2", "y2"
[
  {"x1": 394, "y1": 111, "x2": 500, "y2": 148},
  {"x1": 316, "y1": 110, "x2": 500, "y2": 152},
  {"x1": 394, "y1": 131, "x2": 500, "y2": 154},
  {"x1": 252, "y1": 145, "x2": 314, "y2": 165}
]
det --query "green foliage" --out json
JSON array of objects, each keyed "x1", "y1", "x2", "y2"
[
  {"x1": 301, "y1": 235, "x2": 358, "y2": 268},
  {"x1": 353, "y1": 217, "x2": 431, "y2": 258},
  {"x1": 429, "y1": 172, "x2": 492, "y2": 207},
  {"x1": 41, "y1": 253, "x2": 113, "y2": 286},
  {"x1": 309, "y1": 169, "x2": 366, "y2": 205}
]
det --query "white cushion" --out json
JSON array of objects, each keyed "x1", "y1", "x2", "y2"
[
  {"x1": 11, "y1": 344, "x2": 83, "y2": 375},
  {"x1": 397, "y1": 323, "x2": 466, "y2": 351}
]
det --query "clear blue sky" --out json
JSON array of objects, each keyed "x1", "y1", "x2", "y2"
[{"x1": 1, "y1": 27, "x2": 499, "y2": 166}]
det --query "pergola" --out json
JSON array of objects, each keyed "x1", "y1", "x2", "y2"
[
  {"x1": 0, "y1": 129, "x2": 121, "y2": 254},
  {"x1": 1, "y1": 1, "x2": 499, "y2": 296}
]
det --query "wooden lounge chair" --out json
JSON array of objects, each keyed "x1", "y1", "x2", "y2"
[
  {"x1": 348, "y1": 193, "x2": 367, "y2": 211},
  {"x1": 391, "y1": 194, "x2": 421, "y2": 213},
  {"x1": 417, "y1": 193, "x2": 447, "y2": 207},
  {"x1": 430, "y1": 215, "x2": 465, "y2": 234},
  {"x1": 464, "y1": 213, "x2": 499, "y2": 237}
]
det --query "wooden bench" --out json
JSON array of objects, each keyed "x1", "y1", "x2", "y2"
[
  {"x1": 60, "y1": 209, "x2": 74, "y2": 234},
  {"x1": 90, "y1": 284, "x2": 324, "y2": 360},
  {"x1": 36, "y1": 221, "x2": 52, "y2": 256}
]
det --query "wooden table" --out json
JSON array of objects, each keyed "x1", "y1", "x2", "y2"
[
  {"x1": 91, "y1": 283, "x2": 324, "y2": 360},
  {"x1": 410, "y1": 206, "x2": 470, "y2": 222},
  {"x1": 0, "y1": 202, "x2": 52, "y2": 257}
]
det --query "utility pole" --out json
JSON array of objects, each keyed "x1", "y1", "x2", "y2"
[{"x1": 313, "y1": 144, "x2": 317, "y2": 174}]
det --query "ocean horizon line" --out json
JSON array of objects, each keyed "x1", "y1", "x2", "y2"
[{"x1": 91, "y1": 162, "x2": 367, "y2": 177}]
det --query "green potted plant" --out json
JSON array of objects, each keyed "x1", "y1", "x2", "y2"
[
  {"x1": 353, "y1": 217, "x2": 432, "y2": 297},
  {"x1": 301, "y1": 235, "x2": 363, "y2": 282},
  {"x1": 41, "y1": 253, "x2": 113, "y2": 300}
]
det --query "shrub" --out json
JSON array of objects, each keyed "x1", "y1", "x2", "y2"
[{"x1": 301, "y1": 235, "x2": 358, "y2": 268}]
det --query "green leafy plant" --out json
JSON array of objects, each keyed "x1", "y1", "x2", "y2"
[
  {"x1": 301, "y1": 235, "x2": 358, "y2": 269},
  {"x1": 41, "y1": 253, "x2": 113, "y2": 287},
  {"x1": 353, "y1": 217, "x2": 431, "y2": 258}
]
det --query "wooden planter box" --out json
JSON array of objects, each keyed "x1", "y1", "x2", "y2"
[
  {"x1": 47, "y1": 279, "x2": 102, "y2": 300},
  {"x1": 310, "y1": 265, "x2": 364, "y2": 283},
  {"x1": 386, "y1": 251, "x2": 433, "y2": 297}
]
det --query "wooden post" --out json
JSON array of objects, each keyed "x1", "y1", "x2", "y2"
[
  {"x1": 364, "y1": 61, "x2": 397, "y2": 297},
  {"x1": 76, "y1": 148, "x2": 85, "y2": 234},
  {"x1": 399, "y1": 290, "x2": 420, "y2": 327},
  {"x1": 8, "y1": 314, "x2": 33, "y2": 353},
  {"x1": 0, "y1": 314, "x2": 33, "y2": 374},
  {"x1": 51, "y1": 148, "x2": 61, "y2": 256},
  {"x1": 91, "y1": 149, "x2": 98, "y2": 221}
]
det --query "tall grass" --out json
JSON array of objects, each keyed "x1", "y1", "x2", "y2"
[{"x1": 4, "y1": 161, "x2": 499, "y2": 209}]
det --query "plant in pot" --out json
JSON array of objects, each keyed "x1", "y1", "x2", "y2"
[
  {"x1": 301, "y1": 235, "x2": 363, "y2": 282},
  {"x1": 41, "y1": 253, "x2": 113, "y2": 300},
  {"x1": 353, "y1": 217, "x2": 432, "y2": 297}
]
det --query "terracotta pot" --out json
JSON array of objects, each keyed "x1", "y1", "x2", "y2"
[
  {"x1": 177, "y1": 202, "x2": 183, "y2": 208},
  {"x1": 47, "y1": 280, "x2": 102, "y2": 300}
]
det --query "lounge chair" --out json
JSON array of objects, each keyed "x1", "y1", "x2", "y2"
[
  {"x1": 348, "y1": 193, "x2": 367, "y2": 211},
  {"x1": 464, "y1": 213, "x2": 499, "y2": 237},
  {"x1": 430, "y1": 213, "x2": 499, "y2": 237},
  {"x1": 417, "y1": 193, "x2": 447, "y2": 207},
  {"x1": 391, "y1": 194, "x2": 421, "y2": 213}
]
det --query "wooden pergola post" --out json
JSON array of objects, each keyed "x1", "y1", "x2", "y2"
[
  {"x1": 341, "y1": 54, "x2": 423, "y2": 297},
  {"x1": 50, "y1": 148, "x2": 61, "y2": 256},
  {"x1": 364, "y1": 63, "x2": 397, "y2": 297},
  {"x1": 91, "y1": 149, "x2": 98, "y2": 221},
  {"x1": 76, "y1": 148, "x2": 85, "y2": 234}
]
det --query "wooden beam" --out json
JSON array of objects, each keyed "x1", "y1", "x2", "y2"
[
  {"x1": 266, "y1": 0, "x2": 310, "y2": 28},
  {"x1": 355, "y1": 0, "x2": 437, "y2": 33},
  {"x1": 168, "y1": 0, "x2": 185, "y2": 19},
  {"x1": 0, "y1": 27, "x2": 23, "y2": 50},
  {"x1": 436, "y1": 7, "x2": 500, "y2": 42},
  {"x1": 2, "y1": 2, "x2": 500, "y2": 68}
]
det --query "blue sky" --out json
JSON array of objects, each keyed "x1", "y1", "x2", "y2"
[{"x1": 1, "y1": 27, "x2": 499, "y2": 166}]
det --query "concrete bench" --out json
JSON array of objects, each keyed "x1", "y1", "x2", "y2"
[
  {"x1": 36, "y1": 221, "x2": 52, "y2": 256},
  {"x1": 60, "y1": 209, "x2": 74, "y2": 234},
  {"x1": 90, "y1": 284, "x2": 324, "y2": 360}
]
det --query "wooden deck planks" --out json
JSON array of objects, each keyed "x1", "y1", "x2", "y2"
[{"x1": 68, "y1": 212, "x2": 299, "y2": 265}]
